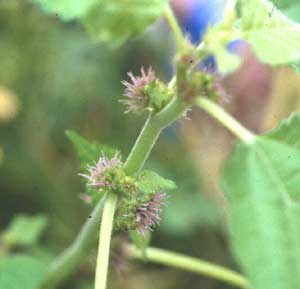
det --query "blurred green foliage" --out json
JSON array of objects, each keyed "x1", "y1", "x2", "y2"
[
  {"x1": 33, "y1": 0, "x2": 169, "y2": 44},
  {"x1": 1, "y1": 214, "x2": 47, "y2": 249},
  {"x1": 0, "y1": 255, "x2": 47, "y2": 289}
]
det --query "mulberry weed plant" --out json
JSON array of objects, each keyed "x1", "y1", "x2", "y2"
[{"x1": 4, "y1": 1, "x2": 300, "y2": 289}]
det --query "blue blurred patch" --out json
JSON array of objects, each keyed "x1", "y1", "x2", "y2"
[
  {"x1": 179, "y1": 0, "x2": 226, "y2": 44},
  {"x1": 227, "y1": 39, "x2": 244, "y2": 53}
]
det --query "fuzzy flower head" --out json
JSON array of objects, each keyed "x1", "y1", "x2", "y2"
[
  {"x1": 121, "y1": 67, "x2": 156, "y2": 113},
  {"x1": 199, "y1": 64, "x2": 228, "y2": 101},
  {"x1": 136, "y1": 191, "x2": 167, "y2": 236},
  {"x1": 80, "y1": 152, "x2": 122, "y2": 192}
]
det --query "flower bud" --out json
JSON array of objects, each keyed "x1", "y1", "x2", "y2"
[{"x1": 121, "y1": 67, "x2": 172, "y2": 113}]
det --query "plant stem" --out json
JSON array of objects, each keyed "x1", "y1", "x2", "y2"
[
  {"x1": 40, "y1": 195, "x2": 106, "y2": 289},
  {"x1": 164, "y1": 4, "x2": 184, "y2": 51},
  {"x1": 94, "y1": 97, "x2": 187, "y2": 289},
  {"x1": 125, "y1": 245, "x2": 249, "y2": 289},
  {"x1": 124, "y1": 97, "x2": 187, "y2": 176},
  {"x1": 95, "y1": 193, "x2": 118, "y2": 289},
  {"x1": 123, "y1": 114, "x2": 161, "y2": 176},
  {"x1": 196, "y1": 98, "x2": 256, "y2": 143}
]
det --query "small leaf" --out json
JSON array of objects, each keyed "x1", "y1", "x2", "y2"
[
  {"x1": 82, "y1": 0, "x2": 168, "y2": 44},
  {"x1": 1, "y1": 214, "x2": 47, "y2": 248},
  {"x1": 137, "y1": 170, "x2": 176, "y2": 194},
  {"x1": 32, "y1": 0, "x2": 98, "y2": 20},
  {"x1": 66, "y1": 130, "x2": 117, "y2": 170},
  {"x1": 221, "y1": 113, "x2": 300, "y2": 289},
  {"x1": 0, "y1": 255, "x2": 47, "y2": 289}
]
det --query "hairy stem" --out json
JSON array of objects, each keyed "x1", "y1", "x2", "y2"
[
  {"x1": 125, "y1": 245, "x2": 249, "y2": 289},
  {"x1": 123, "y1": 114, "x2": 161, "y2": 176},
  {"x1": 124, "y1": 97, "x2": 187, "y2": 176},
  {"x1": 40, "y1": 195, "x2": 106, "y2": 289},
  {"x1": 164, "y1": 4, "x2": 184, "y2": 51},
  {"x1": 95, "y1": 193, "x2": 118, "y2": 289},
  {"x1": 95, "y1": 97, "x2": 187, "y2": 289},
  {"x1": 196, "y1": 98, "x2": 256, "y2": 143}
]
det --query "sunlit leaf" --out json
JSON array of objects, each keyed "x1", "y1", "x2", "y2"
[
  {"x1": 222, "y1": 113, "x2": 300, "y2": 289},
  {"x1": 236, "y1": 0, "x2": 300, "y2": 68},
  {"x1": 83, "y1": 0, "x2": 168, "y2": 44},
  {"x1": 270, "y1": 0, "x2": 300, "y2": 21},
  {"x1": 33, "y1": 0, "x2": 168, "y2": 44}
]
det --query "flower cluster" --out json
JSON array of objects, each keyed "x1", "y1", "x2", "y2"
[
  {"x1": 121, "y1": 67, "x2": 156, "y2": 113},
  {"x1": 121, "y1": 67, "x2": 172, "y2": 113},
  {"x1": 115, "y1": 191, "x2": 167, "y2": 236},
  {"x1": 181, "y1": 68, "x2": 228, "y2": 103},
  {"x1": 135, "y1": 191, "x2": 167, "y2": 235},
  {"x1": 199, "y1": 64, "x2": 228, "y2": 101},
  {"x1": 79, "y1": 152, "x2": 124, "y2": 192}
]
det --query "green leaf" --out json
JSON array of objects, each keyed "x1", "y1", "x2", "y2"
[
  {"x1": 137, "y1": 170, "x2": 176, "y2": 194},
  {"x1": 66, "y1": 130, "x2": 117, "y2": 170},
  {"x1": 270, "y1": 0, "x2": 300, "y2": 21},
  {"x1": 1, "y1": 215, "x2": 47, "y2": 248},
  {"x1": 236, "y1": 0, "x2": 300, "y2": 68},
  {"x1": 33, "y1": 0, "x2": 168, "y2": 44},
  {"x1": 82, "y1": 0, "x2": 168, "y2": 44},
  {"x1": 0, "y1": 255, "x2": 47, "y2": 289},
  {"x1": 32, "y1": 0, "x2": 98, "y2": 20},
  {"x1": 221, "y1": 113, "x2": 300, "y2": 289}
]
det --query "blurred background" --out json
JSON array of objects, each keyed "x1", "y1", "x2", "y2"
[{"x1": 1, "y1": 0, "x2": 300, "y2": 288}]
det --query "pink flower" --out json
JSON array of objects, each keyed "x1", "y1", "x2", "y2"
[
  {"x1": 79, "y1": 152, "x2": 121, "y2": 190},
  {"x1": 120, "y1": 67, "x2": 156, "y2": 113},
  {"x1": 136, "y1": 192, "x2": 167, "y2": 235}
]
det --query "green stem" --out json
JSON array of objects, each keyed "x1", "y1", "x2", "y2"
[
  {"x1": 124, "y1": 97, "x2": 187, "y2": 176},
  {"x1": 164, "y1": 5, "x2": 184, "y2": 51},
  {"x1": 94, "y1": 97, "x2": 187, "y2": 289},
  {"x1": 123, "y1": 114, "x2": 161, "y2": 176},
  {"x1": 196, "y1": 98, "x2": 256, "y2": 143},
  {"x1": 125, "y1": 245, "x2": 249, "y2": 289},
  {"x1": 40, "y1": 195, "x2": 106, "y2": 289},
  {"x1": 95, "y1": 193, "x2": 118, "y2": 289}
]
